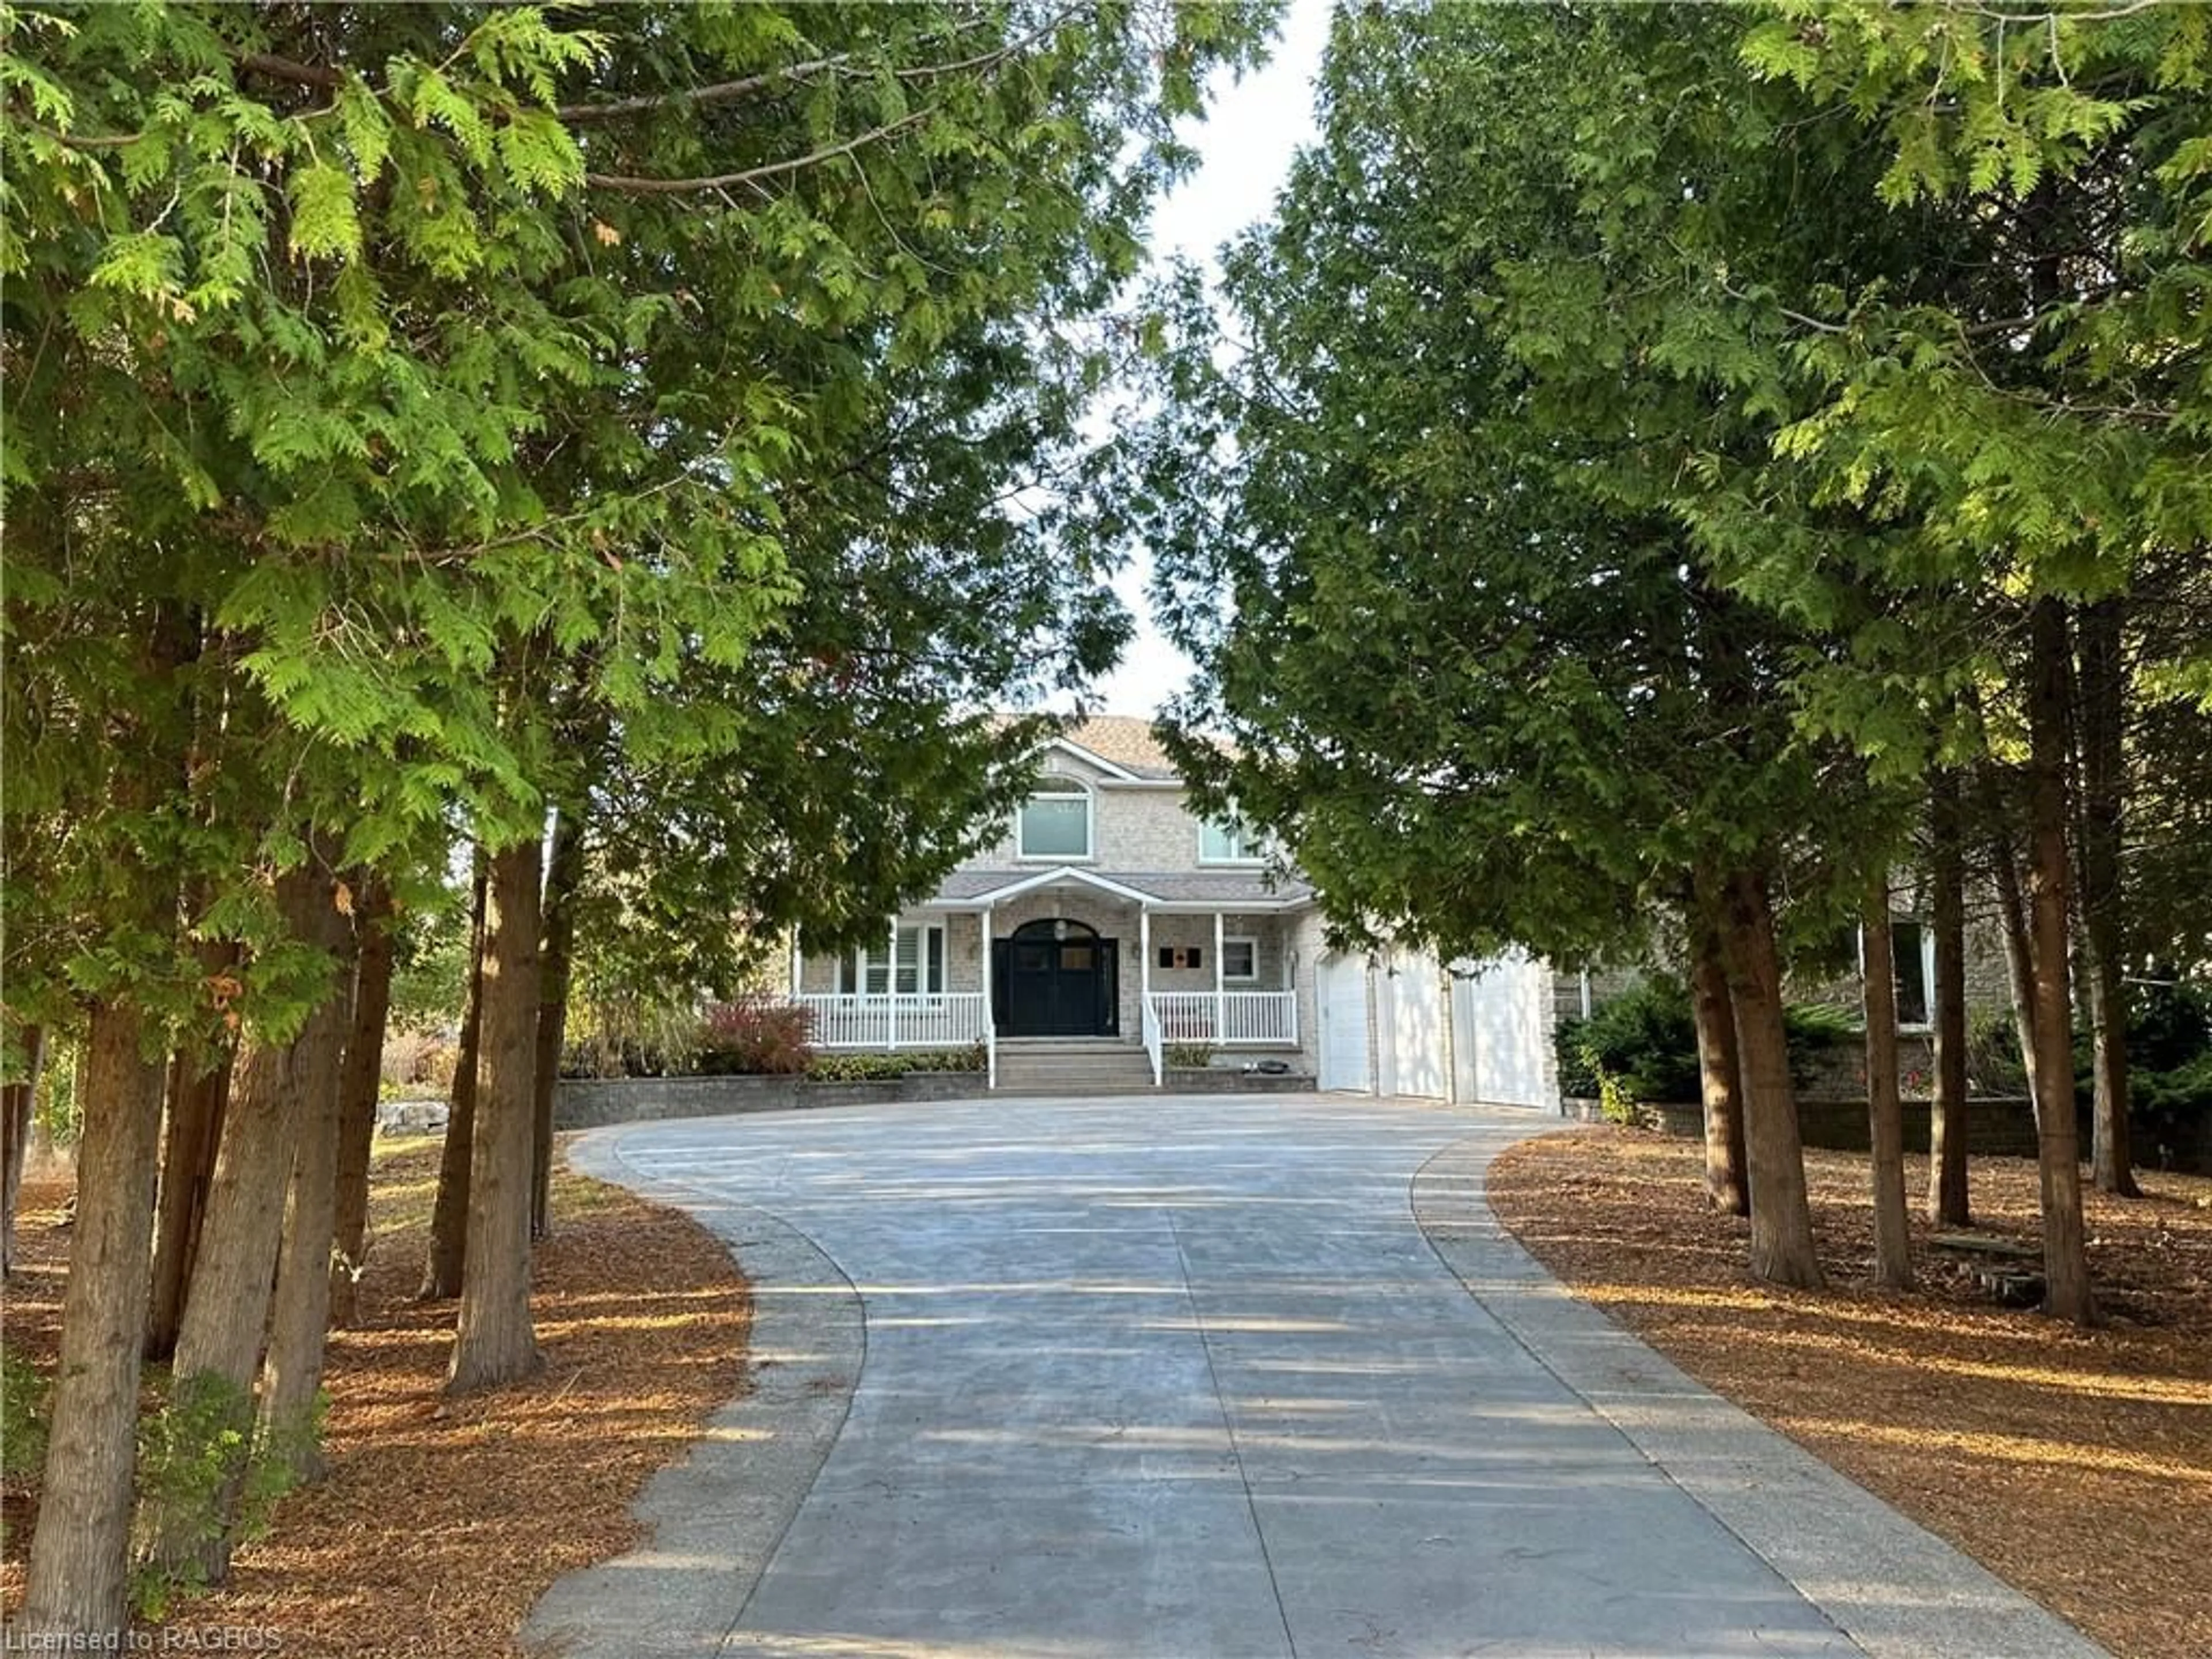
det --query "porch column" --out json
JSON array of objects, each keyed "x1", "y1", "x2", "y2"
[
  {"x1": 1214, "y1": 911, "x2": 1226, "y2": 1043},
  {"x1": 980, "y1": 905, "x2": 995, "y2": 1043},
  {"x1": 789, "y1": 934, "x2": 802, "y2": 999},
  {"x1": 887, "y1": 917, "x2": 900, "y2": 1050},
  {"x1": 1139, "y1": 908, "x2": 1152, "y2": 1026}
]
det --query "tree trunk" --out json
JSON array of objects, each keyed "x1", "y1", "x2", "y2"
[
  {"x1": 2024, "y1": 598, "x2": 2095, "y2": 1324},
  {"x1": 17, "y1": 999, "x2": 167, "y2": 1639},
  {"x1": 532, "y1": 810, "x2": 584, "y2": 1241},
  {"x1": 1986, "y1": 796, "x2": 2041, "y2": 1123},
  {"x1": 1927, "y1": 769, "x2": 1971, "y2": 1226},
  {"x1": 421, "y1": 855, "x2": 488, "y2": 1301},
  {"x1": 2, "y1": 1022, "x2": 44, "y2": 1278},
  {"x1": 448, "y1": 834, "x2": 547, "y2": 1394},
  {"x1": 258, "y1": 908, "x2": 360, "y2": 1485},
  {"x1": 2074, "y1": 596, "x2": 2137, "y2": 1196},
  {"x1": 331, "y1": 875, "x2": 396, "y2": 1327},
  {"x1": 145, "y1": 1031, "x2": 233, "y2": 1362},
  {"x1": 1716, "y1": 866, "x2": 1823, "y2": 1290},
  {"x1": 1860, "y1": 891, "x2": 1915, "y2": 1290},
  {"x1": 147, "y1": 862, "x2": 349, "y2": 1582},
  {"x1": 1687, "y1": 883, "x2": 1749, "y2": 1217}
]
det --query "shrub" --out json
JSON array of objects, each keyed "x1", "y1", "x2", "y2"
[
  {"x1": 130, "y1": 1370, "x2": 318, "y2": 1619},
  {"x1": 805, "y1": 1044, "x2": 986, "y2": 1082},
  {"x1": 1165, "y1": 1042, "x2": 1215, "y2": 1070},
  {"x1": 695, "y1": 995, "x2": 815, "y2": 1076},
  {"x1": 1556, "y1": 977, "x2": 1863, "y2": 1117},
  {"x1": 1965, "y1": 1007, "x2": 2029, "y2": 1094},
  {"x1": 379, "y1": 1028, "x2": 459, "y2": 1094},
  {"x1": 1568, "y1": 979, "x2": 1702, "y2": 1115},
  {"x1": 1, "y1": 1343, "x2": 51, "y2": 1495},
  {"x1": 1783, "y1": 1001, "x2": 1856, "y2": 1067}
]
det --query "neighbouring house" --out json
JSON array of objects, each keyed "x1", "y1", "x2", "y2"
[{"x1": 785, "y1": 717, "x2": 1558, "y2": 1104}]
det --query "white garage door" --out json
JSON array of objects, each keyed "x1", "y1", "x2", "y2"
[
  {"x1": 1377, "y1": 951, "x2": 1447, "y2": 1100},
  {"x1": 1317, "y1": 953, "x2": 1371, "y2": 1093},
  {"x1": 1450, "y1": 953, "x2": 1554, "y2": 1109}
]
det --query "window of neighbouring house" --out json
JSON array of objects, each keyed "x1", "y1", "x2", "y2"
[
  {"x1": 1018, "y1": 777, "x2": 1092, "y2": 859},
  {"x1": 840, "y1": 925, "x2": 946, "y2": 995},
  {"x1": 1222, "y1": 936, "x2": 1259, "y2": 982},
  {"x1": 1199, "y1": 814, "x2": 1263, "y2": 863},
  {"x1": 1891, "y1": 919, "x2": 1931, "y2": 1028}
]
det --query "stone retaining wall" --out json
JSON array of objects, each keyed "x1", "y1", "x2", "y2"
[
  {"x1": 1164, "y1": 1069, "x2": 1317, "y2": 1094},
  {"x1": 554, "y1": 1070, "x2": 981, "y2": 1131},
  {"x1": 1635, "y1": 1095, "x2": 2040, "y2": 1158}
]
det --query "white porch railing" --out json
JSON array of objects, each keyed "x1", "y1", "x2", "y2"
[
  {"x1": 1140, "y1": 992, "x2": 1164, "y2": 1086},
  {"x1": 1148, "y1": 991, "x2": 1297, "y2": 1046},
  {"x1": 795, "y1": 993, "x2": 988, "y2": 1050}
]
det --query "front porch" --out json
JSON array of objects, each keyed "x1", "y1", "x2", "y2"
[{"x1": 787, "y1": 868, "x2": 1305, "y2": 1088}]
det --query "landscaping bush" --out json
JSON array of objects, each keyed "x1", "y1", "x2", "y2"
[
  {"x1": 378, "y1": 1028, "x2": 459, "y2": 1095},
  {"x1": 1165, "y1": 1042, "x2": 1215, "y2": 1069},
  {"x1": 694, "y1": 995, "x2": 814, "y2": 1076},
  {"x1": 805, "y1": 1044, "x2": 986, "y2": 1082},
  {"x1": 1554, "y1": 975, "x2": 1861, "y2": 1119},
  {"x1": 1556, "y1": 979, "x2": 1701, "y2": 1119},
  {"x1": 2075, "y1": 979, "x2": 2212, "y2": 1166}
]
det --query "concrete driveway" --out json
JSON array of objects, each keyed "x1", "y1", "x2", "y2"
[{"x1": 528, "y1": 1094, "x2": 2105, "y2": 1659}]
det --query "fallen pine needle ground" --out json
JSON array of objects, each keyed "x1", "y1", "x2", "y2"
[
  {"x1": 2, "y1": 1136, "x2": 750, "y2": 1657},
  {"x1": 1487, "y1": 1127, "x2": 2212, "y2": 1659}
]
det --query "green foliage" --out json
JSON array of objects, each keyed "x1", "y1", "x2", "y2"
[
  {"x1": 1556, "y1": 981, "x2": 1703, "y2": 1114},
  {"x1": 1967, "y1": 1008, "x2": 2030, "y2": 1097},
  {"x1": 804, "y1": 1046, "x2": 985, "y2": 1082},
  {"x1": 3, "y1": 0, "x2": 1273, "y2": 1071},
  {"x1": 1555, "y1": 979, "x2": 1857, "y2": 1113},
  {"x1": 0, "y1": 1344, "x2": 52, "y2": 1497},
  {"x1": 130, "y1": 1370, "x2": 316, "y2": 1620},
  {"x1": 1124, "y1": 2, "x2": 1891, "y2": 982},
  {"x1": 2073, "y1": 979, "x2": 2212, "y2": 1164},
  {"x1": 386, "y1": 892, "x2": 472, "y2": 1034},
  {"x1": 1164, "y1": 1042, "x2": 1215, "y2": 1070},
  {"x1": 28, "y1": 1038, "x2": 78, "y2": 1146}
]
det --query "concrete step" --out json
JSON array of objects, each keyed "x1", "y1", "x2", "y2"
[{"x1": 994, "y1": 1044, "x2": 1157, "y2": 1096}]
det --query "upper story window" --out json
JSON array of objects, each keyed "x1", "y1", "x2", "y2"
[
  {"x1": 1198, "y1": 813, "x2": 1264, "y2": 864},
  {"x1": 1018, "y1": 776, "x2": 1092, "y2": 859}
]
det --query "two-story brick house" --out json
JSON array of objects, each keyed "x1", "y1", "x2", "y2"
[{"x1": 786, "y1": 718, "x2": 1559, "y2": 1104}]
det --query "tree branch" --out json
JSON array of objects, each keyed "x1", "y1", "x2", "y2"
[
  {"x1": 556, "y1": 8, "x2": 1078, "y2": 124},
  {"x1": 234, "y1": 51, "x2": 343, "y2": 91},
  {"x1": 584, "y1": 110, "x2": 931, "y2": 195}
]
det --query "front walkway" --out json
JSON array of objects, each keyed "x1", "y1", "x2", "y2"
[{"x1": 529, "y1": 1096, "x2": 2105, "y2": 1659}]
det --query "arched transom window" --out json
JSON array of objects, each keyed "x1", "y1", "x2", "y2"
[{"x1": 1017, "y1": 774, "x2": 1093, "y2": 859}]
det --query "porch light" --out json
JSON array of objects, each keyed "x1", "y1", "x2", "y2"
[{"x1": 1054, "y1": 919, "x2": 1069, "y2": 941}]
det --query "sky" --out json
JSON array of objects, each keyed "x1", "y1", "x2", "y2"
[{"x1": 1078, "y1": 0, "x2": 1331, "y2": 718}]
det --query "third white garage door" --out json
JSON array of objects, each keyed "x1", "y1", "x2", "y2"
[{"x1": 1448, "y1": 953, "x2": 1554, "y2": 1108}]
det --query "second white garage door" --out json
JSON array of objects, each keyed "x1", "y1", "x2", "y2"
[{"x1": 1376, "y1": 951, "x2": 1447, "y2": 1100}]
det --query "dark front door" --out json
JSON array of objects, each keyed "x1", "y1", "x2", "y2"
[{"x1": 995, "y1": 919, "x2": 1118, "y2": 1037}]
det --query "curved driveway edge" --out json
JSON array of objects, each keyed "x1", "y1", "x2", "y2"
[
  {"x1": 523, "y1": 1126, "x2": 866, "y2": 1659},
  {"x1": 1411, "y1": 1132, "x2": 2109, "y2": 1659}
]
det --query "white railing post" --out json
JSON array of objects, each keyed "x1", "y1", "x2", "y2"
[
  {"x1": 885, "y1": 919, "x2": 900, "y2": 1051},
  {"x1": 980, "y1": 903, "x2": 996, "y2": 1089},
  {"x1": 1213, "y1": 912, "x2": 1226, "y2": 1047},
  {"x1": 1142, "y1": 993, "x2": 1163, "y2": 1087}
]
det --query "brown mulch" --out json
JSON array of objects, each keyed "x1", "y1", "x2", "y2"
[
  {"x1": 2, "y1": 1137, "x2": 750, "y2": 1657},
  {"x1": 1487, "y1": 1127, "x2": 2212, "y2": 1659}
]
